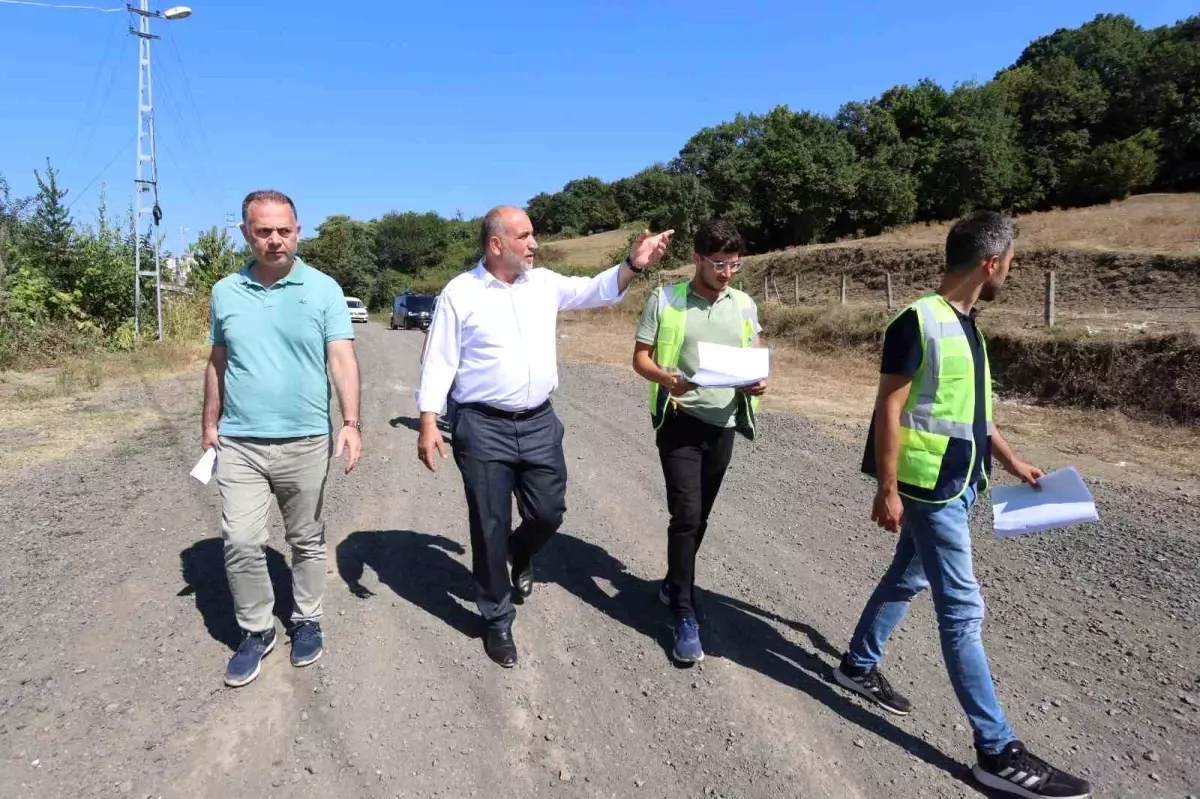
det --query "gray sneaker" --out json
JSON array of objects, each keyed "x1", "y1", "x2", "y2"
[{"x1": 224, "y1": 628, "x2": 276, "y2": 688}]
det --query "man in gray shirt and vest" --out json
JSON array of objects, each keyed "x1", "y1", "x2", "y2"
[{"x1": 632, "y1": 218, "x2": 765, "y2": 665}]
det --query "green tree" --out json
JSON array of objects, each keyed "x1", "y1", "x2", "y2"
[
  {"x1": 876, "y1": 79, "x2": 955, "y2": 220},
  {"x1": 300, "y1": 214, "x2": 376, "y2": 297},
  {"x1": 1066, "y1": 129, "x2": 1161, "y2": 204},
  {"x1": 924, "y1": 83, "x2": 1032, "y2": 217},
  {"x1": 525, "y1": 191, "x2": 585, "y2": 236},
  {"x1": 746, "y1": 107, "x2": 860, "y2": 248},
  {"x1": 374, "y1": 211, "x2": 452, "y2": 273},
  {"x1": 27, "y1": 159, "x2": 75, "y2": 289},
  {"x1": 1138, "y1": 16, "x2": 1200, "y2": 189},
  {"x1": 997, "y1": 58, "x2": 1107, "y2": 206},
  {"x1": 186, "y1": 226, "x2": 239, "y2": 295},
  {"x1": 672, "y1": 113, "x2": 762, "y2": 237},
  {"x1": 836, "y1": 101, "x2": 918, "y2": 235},
  {"x1": 1015, "y1": 14, "x2": 1152, "y2": 142}
]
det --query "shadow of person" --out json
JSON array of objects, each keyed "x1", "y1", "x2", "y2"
[
  {"x1": 539, "y1": 531, "x2": 987, "y2": 792},
  {"x1": 178, "y1": 537, "x2": 296, "y2": 650},
  {"x1": 389, "y1": 415, "x2": 455, "y2": 438},
  {"x1": 335, "y1": 530, "x2": 479, "y2": 639}
]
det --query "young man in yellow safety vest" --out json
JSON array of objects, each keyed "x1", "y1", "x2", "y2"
[
  {"x1": 632, "y1": 218, "x2": 765, "y2": 664},
  {"x1": 833, "y1": 211, "x2": 1092, "y2": 799}
]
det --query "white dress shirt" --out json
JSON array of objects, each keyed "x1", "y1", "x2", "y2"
[{"x1": 416, "y1": 261, "x2": 628, "y2": 413}]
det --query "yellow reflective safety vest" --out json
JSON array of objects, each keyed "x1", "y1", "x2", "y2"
[
  {"x1": 648, "y1": 282, "x2": 759, "y2": 437},
  {"x1": 894, "y1": 293, "x2": 994, "y2": 504}
]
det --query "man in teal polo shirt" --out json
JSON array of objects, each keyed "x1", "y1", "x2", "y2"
[{"x1": 202, "y1": 189, "x2": 362, "y2": 688}]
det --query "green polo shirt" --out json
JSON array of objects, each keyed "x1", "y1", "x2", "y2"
[
  {"x1": 209, "y1": 258, "x2": 354, "y2": 438},
  {"x1": 635, "y1": 283, "x2": 761, "y2": 429}
]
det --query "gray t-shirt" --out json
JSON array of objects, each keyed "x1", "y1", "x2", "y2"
[{"x1": 635, "y1": 284, "x2": 761, "y2": 429}]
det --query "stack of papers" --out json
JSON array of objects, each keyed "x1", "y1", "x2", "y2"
[
  {"x1": 190, "y1": 448, "x2": 217, "y2": 485},
  {"x1": 690, "y1": 341, "x2": 770, "y2": 388},
  {"x1": 991, "y1": 466, "x2": 1099, "y2": 537}
]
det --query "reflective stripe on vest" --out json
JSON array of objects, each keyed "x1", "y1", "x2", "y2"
[
  {"x1": 648, "y1": 282, "x2": 757, "y2": 430},
  {"x1": 895, "y1": 293, "x2": 993, "y2": 504}
]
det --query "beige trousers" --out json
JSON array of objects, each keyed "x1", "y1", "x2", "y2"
[{"x1": 217, "y1": 435, "x2": 331, "y2": 632}]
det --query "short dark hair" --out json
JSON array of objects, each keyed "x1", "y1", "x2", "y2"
[
  {"x1": 241, "y1": 189, "x2": 297, "y2": 223},
  {"x1": 944, "y1": 211, "x2": 1014, "y2": 272},
  {"x1": 693, "y1": 217, "x2": 744, "y2": 257}
]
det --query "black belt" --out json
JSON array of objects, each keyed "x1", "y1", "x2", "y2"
[{"x1": 459, "y1": 399, "x2": 551, "y2": 421}]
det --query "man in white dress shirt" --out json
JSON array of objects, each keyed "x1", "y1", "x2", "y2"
[{"x1": 416, "y1": 205, "x2": 672, "y2": 666}]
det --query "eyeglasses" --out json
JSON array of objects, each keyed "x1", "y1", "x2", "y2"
[{"x1": 700, "y1": 255, "x2": 744, "y2": 273}]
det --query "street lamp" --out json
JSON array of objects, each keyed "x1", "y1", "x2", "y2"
[{"x1": 130, "y1": 2, "x2": 191, "y2": 341}]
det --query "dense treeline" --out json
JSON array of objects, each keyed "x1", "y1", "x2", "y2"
[
  {"x1": 527, "y1": 14, "x2": 1198, "y2": 254},
  {"x1": 297, "y1": 212, "x2": 479, "y2": 310}
]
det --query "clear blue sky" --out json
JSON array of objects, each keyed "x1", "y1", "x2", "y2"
[{"x1": 0, "y1": 0, "x2": 1192, "y2": 251}]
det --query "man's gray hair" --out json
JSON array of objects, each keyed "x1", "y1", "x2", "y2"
[
  {"x1": 241, "y1": 189, "x2": 297, "y2": 223},
  {"x1": 944, "y1": 211, "x2": 1015, "y2": 272},
  {"x1": 478, "y1": 206, "x2": 510, "y2": 256}
]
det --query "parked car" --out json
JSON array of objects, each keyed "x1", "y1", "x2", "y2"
[
  {"x1": 390, "y1": 293, "x2": 436, "y2": 330},
  {"x1": 344, "y1": 296, "x2": 369, "y2": 324}
]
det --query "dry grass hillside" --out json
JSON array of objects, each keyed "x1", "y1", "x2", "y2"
[
  {"x1": 820, "y1": 193, "x2": 1200, "y2": 256},
  {"x1": 559, "y1": 193, "x2": 1200, "y2": 424},
  {"x1": 538, "y1": 228, "x2": 632, "y2": 270}
]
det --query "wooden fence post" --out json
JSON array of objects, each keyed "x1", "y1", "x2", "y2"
[
  {"x1": 763, "y1": 277, "x2": 769, "y2": 303},
  {"x1": 885, "y1": 273, "x2": 894, "y2": 312},
  {"x1": 793, "y1": 275, "x2": 799, "y2": 304},
  {"x1": 840, "y1": 273, "x2": 848, "y2": 305},
  {"x1": 1045, "y1": 270, "x2": 1056, "y2": 327}
]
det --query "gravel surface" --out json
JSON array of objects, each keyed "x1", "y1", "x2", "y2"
[{"x1": 1, "y1": 320, "x2": 1197, "y2": 798}]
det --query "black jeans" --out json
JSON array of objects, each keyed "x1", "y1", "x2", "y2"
[
  {"x1": 656, "y1": 408, "x2": 735, "y2": 620},
  {"x1": 452, "y1": 403, "x2": 567, "y2": 630}
]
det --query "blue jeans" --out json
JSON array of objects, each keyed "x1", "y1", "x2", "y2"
[{"x1": 847, "y1": 485, "x2": 1016, "y2": 754}]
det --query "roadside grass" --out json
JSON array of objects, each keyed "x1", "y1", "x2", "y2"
[{"x1": 0, "y1": 296, "x2": 209, "y2": 474}]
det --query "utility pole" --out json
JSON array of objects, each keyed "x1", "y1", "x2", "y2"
[
  {"x1": 226, "y1": 212, "x2": 239, "y2": 275},
  {"x1": 129, "y1": 2, "x2": 191, "y2": 340}
]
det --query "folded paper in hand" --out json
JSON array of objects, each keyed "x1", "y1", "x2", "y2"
[
  {"x1": 190, "y1": 448, "x2": 217, "y2": 485},
  {"x1": 991, "y1": 466, "x2": 1098, "y2": 538},
  {"x1": 690, "y1": 341, "x2": 769, "y2": 388}
]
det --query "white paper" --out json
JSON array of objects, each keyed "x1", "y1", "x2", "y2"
[
  {"x1": 690, "y1": 341, "x2": 770, "y2": 388},
  {"x1": 991, "y1": 466, "x2": 1098, "y2": 537},
  {"x1": 190, "y1": 448, "x2": 217, "y2": 485}
]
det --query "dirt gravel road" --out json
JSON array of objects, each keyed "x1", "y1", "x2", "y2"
[{"x1": 3, "y1": 321, "x2": 1199, "y2": 799}]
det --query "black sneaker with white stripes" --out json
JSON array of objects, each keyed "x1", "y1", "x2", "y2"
[
  {"x1": 832, "y1": 653, "x2": 912, "y2": 716},
  {"x1": 973, "y1": 740, "x2": 1092, "y2": 798}
]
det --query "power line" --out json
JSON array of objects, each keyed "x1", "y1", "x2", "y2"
[
  {"x1": 66, "y1": 133, "x2": 135, "y2": 211},
  {"x1": 67, "y1": 10, "x2": 123, "y2": 172},
  {"x1": 162, "y1": 29, "x2": 225, "y2": 205},
  {"x1": 0, "y1": 0, "x2": 121, "y2": 10}
]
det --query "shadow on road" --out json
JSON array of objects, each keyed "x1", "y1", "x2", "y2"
[
  {"x1": 178, "y1": 538, "x2": 295, "y2": 650},
  {"x1": 539, "y1": 531, "x2": 989, "y2": 793},
  {"x1": 335, "y1": 530, "x2": 479, "y2": 639},
  {"x1": 389, "y1": 416, "x2": 455, "y2": 437}
]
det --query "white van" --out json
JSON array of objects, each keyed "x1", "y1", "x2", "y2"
[{"x1": 344, "y1": 296, "x2": 369, "y2": 323}]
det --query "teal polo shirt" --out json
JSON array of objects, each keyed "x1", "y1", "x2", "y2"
[{"x1": 209, "y1": 258, "x2": 354, "y2": 438}]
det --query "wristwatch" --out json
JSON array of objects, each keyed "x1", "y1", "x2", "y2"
[
  {"x1": 624, "y1": 256, "x2": 645, "y2": 274},
  {"x1": 343, "y1": 419, "x2": 362, "y2": 432}
]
